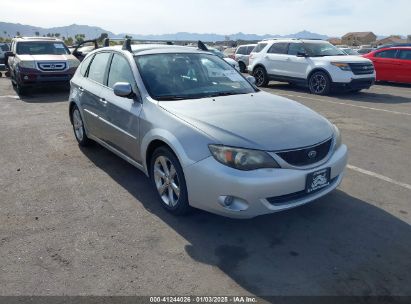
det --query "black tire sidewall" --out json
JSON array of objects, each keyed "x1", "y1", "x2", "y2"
[
  {"x1": 309, "y1": 71, "x2": 331, "y2": 95},
  {"x1": 150, "y1": 146, "x2": 190, "y2": 215},
  {"x1": 71, "y1": 105, "x2": 90, "y2": 146},
  {"x1": 253, "y1": 66, "x2": 268, "y2": 87},
  {"x1": 239, "y1": 62, "x2": 246, "y2": 73}
]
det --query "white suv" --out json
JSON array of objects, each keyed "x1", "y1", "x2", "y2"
[{"x1": 248, "y1": 39, "x2": 376, "y2": 95}]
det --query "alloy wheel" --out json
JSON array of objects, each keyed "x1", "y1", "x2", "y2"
[
  {"x1": 254, "y1": 68, "x2": 265, "y2": 86},
  {"x1": 72, "y1": 109, "x2": 84, "y2": 141},
  {"x1": 153, "y1": 155, "x2": 180, "y2": 207},
  {"x1": 310, "y1": 74, "x2": 327, "y2": 94}
]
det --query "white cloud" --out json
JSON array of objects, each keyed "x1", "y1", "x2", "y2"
[{"x1": 2, "y1": 0, "x2": 410, "y2": 36}]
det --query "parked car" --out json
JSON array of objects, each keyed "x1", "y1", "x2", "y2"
[
  {"x1": 248, "y1": 39, "x2": 375, "y2": 94},
  {"x1": 339, "y1": 48, "x2": 360, "y2": 56},
  {"x1": 0, "y1": 43, "x2": 10, "y2": 75},
  {"x1": 234, "y1": 44, "x2": 257, "y2": 72},
  {"x1": 357, "y1": 48, "x2": 375, "y2": 55},
  {"x1": 6, "y1": 37, "x2": 80, "y2": 95},
  {"x1": 363, "y1": 47, "x2": 411, "y2": 84},
  {"x1": 0, "y1": 42, "x2": 10, "y2": 64},
  {"x1": 68, "y1": 41, "x2": 347, "y2": 219}
]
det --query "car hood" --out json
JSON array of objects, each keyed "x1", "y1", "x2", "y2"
[
  {"x1": 17, "y1": 54, "x2": 78, "y2": 62},
  {"x1": 312, "y1": 55, "x2": 372, "y2": 63},
  {"x1": 159, "y1": 92, "x2": 334, "y2": 151}
]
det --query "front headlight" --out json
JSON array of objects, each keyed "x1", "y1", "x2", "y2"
[
  {"x1": 209, "y1": 145, "x2": 279, "y2": 171},
  {"x1": 333, "y1": 124, "x2": 342, "y2": 150},
  {"x1": 68, "y1": 59, "x2": 80, "y2": 68},
  {"x1": 331, "y1": 62, "x2": 351, "y2": 71},
  {"x1": 19, "y1": 61, "x2": 36, "y2": 69}
]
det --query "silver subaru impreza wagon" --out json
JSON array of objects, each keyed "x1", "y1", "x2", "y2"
[{"x1": 68, "y1": 41, "x2": 348, "y2": 219}]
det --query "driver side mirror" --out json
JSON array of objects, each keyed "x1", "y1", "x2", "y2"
[
  {"x1": 246, "y1": 75, "x2": 256, "y2": 85},
  {"x1": 5, "y1": 51, "x2": 14, "y2": 57},
  {"x1": 113, "y1": 82, "x2": 134, "y2": 98},
  {"x1": 297, "y1": 51, "x2": 308, "y2": 57}
]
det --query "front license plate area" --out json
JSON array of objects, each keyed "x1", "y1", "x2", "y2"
[{"x1": 306, "y1": 168, "x2": 331, "y2": 194}]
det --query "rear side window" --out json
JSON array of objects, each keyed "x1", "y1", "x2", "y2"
[
  {"x1": 398, "y1": 50, "x2": 411, "y2": 60},
  {"x1": 246, "y1": 46, "x2": 255, "y2": 55},
  {"x1": 268, "y1": 43, "x2": 289, "y2": 54},
  {"x1": 375, "y1": 50, "x2": 397, "y2": 59},
  {"x1": 288, "y1": 43, "x2": 305, "y2": 56},
  {"x1": 253, "y1": 43, "x2": 267, "y2": 53},
  {"x1": 87, "y1": 52, "x2": 111, "y2": 84},
  {"x1": 107, "y1": 54, "x2": 135, "y2": 88},
  {"x1": 80, "y1": 54, "x2": 94, "y2": 76},
  {"x1": 236, "y1": 47, "x2": 246, "y2": 55}
]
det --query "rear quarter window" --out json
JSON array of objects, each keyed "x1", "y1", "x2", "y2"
[{"x1": 253, "y1": 43, "x2": 267, "y2": 53}]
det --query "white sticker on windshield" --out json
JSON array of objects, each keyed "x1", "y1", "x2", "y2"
[
  {"x1": 54, "y1": 43, "x2": 64, "y2": 48},
  {"x1": 223, "y1": 70, "x2": 243, "y2": 81}
]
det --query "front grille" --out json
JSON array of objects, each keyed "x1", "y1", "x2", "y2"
[
  {"x1": 276, "y1": 138, "x2": 332, "y2": 167},
  {"x1": 348, "y1": 63, "x2": 374, "y2": 75},
  {"x1": 37, "y1": 62, "x2": 67, "y2": 71},
  {"x1": 267, "y1": 176, "x2": 339, "y2": 206}
]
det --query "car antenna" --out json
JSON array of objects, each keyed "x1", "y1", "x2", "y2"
[
  {"x1": 198, "y1": 40, "x2": 209, "y2": 51},
  {"x1": 103, "y1": 38, "x2": 110, "y2": 47},
  {"x1": 122, "y1": 38, "x2": 132, "y2": 52}
]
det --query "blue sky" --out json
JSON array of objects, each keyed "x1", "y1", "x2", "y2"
[{"x1": 2, "y1": 0, "x2": 410, "y2": 36}]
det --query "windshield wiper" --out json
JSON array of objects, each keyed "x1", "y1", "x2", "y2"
[{"x1": 206, "y1": 91, "x2": 248, "y2": 98}]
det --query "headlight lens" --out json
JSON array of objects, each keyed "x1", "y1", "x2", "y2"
[
  {"x1": 209, "y1": 145, "x2": 279, "y2": 171},
  {"x1": 19, "y1": 61, "x2": 36, "y2": 69},
  {"x1": 331, "y1": 62, "x2": 351, "y2": 71},
  {"x1": 68, "y1": 59, "x2": 80, "y2": 68},
  {"x1": 333, "y1": 124, "x2": 342, "y2": 150}
]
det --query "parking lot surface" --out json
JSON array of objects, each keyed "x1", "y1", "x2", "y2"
[{"x1": 0, "y1": 78, "x2": 410, "y2": 297}]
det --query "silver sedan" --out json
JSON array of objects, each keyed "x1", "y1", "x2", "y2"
[{"x1": 69, "y1": 44, "x2": 348, "y2": 219}]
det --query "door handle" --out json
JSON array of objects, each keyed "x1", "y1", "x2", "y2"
[
  {"x1": 99, "y1": 98, "x2": 107, "y2": 105},
  {"x1": 286, "y1": 58, "x2": 291, "y2": 61},
  {"x1": 78, "y1": 86, "x2": 84, "y2": 92}
]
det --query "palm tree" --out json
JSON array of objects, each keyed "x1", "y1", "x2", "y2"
[
  {"x1": 35, "y1": 31, "x2": 40, "y2": 36},
  {"x1": 16, "y1": 31, "x2": 21, "y2": 37}
]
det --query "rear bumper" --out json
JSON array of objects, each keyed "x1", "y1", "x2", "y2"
[{"x1": 332, "y1": 78, "x2": 375, "y2": 91}]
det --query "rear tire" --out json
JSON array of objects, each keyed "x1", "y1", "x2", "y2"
[
  {"x1": 239, "y1": 62, "x2": 246, "y2": 73},
  {"x1": 70, "y1": 105, "x2": 91, "y2": 146},
  {"x1": 150, "y1": 146, "x2": 191, "y2": 216},
  {"x1": 308, "y1": 71, "x2": 331, "y2": 95},
  {"x1": 253, "y1": 66, "x2": 269, "y2": 87}
]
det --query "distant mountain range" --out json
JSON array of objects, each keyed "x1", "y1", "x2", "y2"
[{"x1": 0, "y1": 21, "x2": 329, "y2": 41}]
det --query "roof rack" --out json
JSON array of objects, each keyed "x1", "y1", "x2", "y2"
[
  {"x1": 16, "y1": 36, "x2": 61, "y2": 41},
  {"x1": 261, "y1": 37, "x2": 324, "y2": 42},
  {"x1": 101, "y1": 38, "x2": 175, "y2": 52}
]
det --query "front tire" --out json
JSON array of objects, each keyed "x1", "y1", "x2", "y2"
[
  {"x1": 253, "y1": 66, "x2": 269, "y2": 87},
  {"x1": 308, "y1": 71, "x2": 331, "y2": 95},
  {"x1": 70, "y1": 105, "x2": 91, "y2": 146},
  {"x1": 150, "y1": 147, "x2": 190, "y2": 216}
]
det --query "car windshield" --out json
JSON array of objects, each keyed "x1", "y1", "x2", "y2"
[
  {"x1": 16, "y1": 42, "x2": 70, "y2": 55},
  {"x1": 135, "y1": 53, "x2": 256, "y2": 100},
  {"x1": 303, "y1": 42, "x2": 346, "y2": 57}
]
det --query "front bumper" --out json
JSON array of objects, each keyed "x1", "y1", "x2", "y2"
[
  {"x1": 184, "y1": 144, "x2": 348, "y2": 219},
  {"x1": 17, "y1": 66, "x2": 76, "y2": 86},
  {"x1": 332, "y1": 78, "x2": 375, "y2": 91}
]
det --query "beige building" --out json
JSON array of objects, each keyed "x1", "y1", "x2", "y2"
[
  {"x1": 327, "y1": 38, "x2": 342, "y2": 45},
  {"x1": 376, "y1": 35, "x2": 406, "y2": 46},
  {"x1": 341, "y1": 32, "x2": 377, "y2": 46}
]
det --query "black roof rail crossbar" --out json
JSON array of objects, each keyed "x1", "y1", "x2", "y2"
[
  {"x1": 198, "y1": 40, "x2": 209, "y2": 51},
  {"x1": 103, "y1": 38, "x2": 110, "y2": 47},
  {"x1": 122, "y1": 38, "x2": 132, "y2": 52}
]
